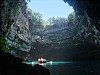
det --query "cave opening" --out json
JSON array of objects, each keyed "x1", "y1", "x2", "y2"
[
  {"x1": 0, "y1": 0, "x2": 100, "y2": 75},
  {"x1": 25, "y1": 1, "x2": 100, "y2": 75},
  {"x1": 21, "y1": 0, "x2": 100, "y2": 62},
  {"x1": 26, "y1": 0, "x2": 75, "y2": 61}
]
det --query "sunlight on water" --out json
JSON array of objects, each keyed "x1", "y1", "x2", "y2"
[{"x1": 23, "y1": 61, "x2": 72, "y2": 66}]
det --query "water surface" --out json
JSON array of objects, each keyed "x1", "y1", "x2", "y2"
[{"x1": 23, "y1": 61, "x2": 100, "y2": 75}]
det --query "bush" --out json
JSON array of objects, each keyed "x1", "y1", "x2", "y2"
[{"x1": 0, "y1": 36, "x2": 8, "y2": 52}]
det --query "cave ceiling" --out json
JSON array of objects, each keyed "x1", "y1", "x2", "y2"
[
  {"x1": 63, "y1": 0, "x2": 100, "y2": 31},
  {"x1": 63, "y1": 0, "x2": 100, "y2": 19}
]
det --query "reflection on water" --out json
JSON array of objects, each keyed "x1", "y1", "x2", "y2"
[
  {"x1": 23, "y1": 61, "x2": 100, "y2": 75},
  {"x1": 23, "y1": 61, "x2": 71, "y2": 66}
]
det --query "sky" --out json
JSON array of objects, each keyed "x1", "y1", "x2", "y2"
[{"x1": 27, "y1": 0, "x2": 74, "y2": 20}]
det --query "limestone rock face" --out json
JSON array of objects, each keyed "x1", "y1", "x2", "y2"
[
  {"x1": 7, "y1": 8, "x2": 31, "y2": 52},
  {"x1": 0, "y1": 0, "x2": 18, "y2": 35},
  {"x1": 63, "y1": 0, "x2": 100, "y2": 31},
  {"x1": 0, "y1": 0, "x2": 32, "y2": 57},
  {"x1": 30, "y1": 11, "x2": 100, "y2": 60}
]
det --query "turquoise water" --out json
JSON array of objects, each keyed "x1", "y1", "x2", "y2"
[
  {"x1": 23, "y1": 61, "x2": 72, "y2": 66},
  {"x1": 23, "y1": 61, "x2": 99, "y2": 75}
]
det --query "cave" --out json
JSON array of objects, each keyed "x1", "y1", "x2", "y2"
[
  {"x1": 63, "y1": 0, "x2": 100, "y2": 31},
  {"x1": 0, "y1": 0, "x2": 100, "y2": 75}
]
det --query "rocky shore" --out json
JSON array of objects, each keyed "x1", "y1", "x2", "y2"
[{"x1": 0, "y1": 51, "x2": 50, "y2": 75}]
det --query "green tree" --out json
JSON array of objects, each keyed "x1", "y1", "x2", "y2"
[
  {"x1": 67, "y1": 11, "x2": 77, "y2": 25},
  {"x1": 28, "y1": 8, "x2": 44, "y2": 33},
  {"x1": 47, "y1": 17, "x2": 68, "y2": 26},
  {"x1": 0, "y1": 36, "x2": 8, "y2": 52}
]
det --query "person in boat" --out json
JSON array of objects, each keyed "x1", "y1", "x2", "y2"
[{"x1": 38, "y1": 57, "x2": 47, "y2": 63}]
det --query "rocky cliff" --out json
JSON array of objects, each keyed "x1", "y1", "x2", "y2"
[
  {"x1": 63, "y1": 0, "x2": 100, "y2": 31},
  {"x1": 30, "y1": 11, "x2": 100, "y2": 61},
  {"x1": 0, "y1": 0, "x2": 100, "y2": 61},
  {"x1": 0, "y1": 0, "x2": 31, "y2": 58}
]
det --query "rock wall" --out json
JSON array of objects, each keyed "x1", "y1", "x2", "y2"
[
  {"x1": 7, "y1": 8, "x2": 31, "y2": 52},
  {"x1": 0, "y1": 0, "x2": 31, "y2": 58},
  {"x1": 63, "y1": 0, "x2": 100, "y2": 31},
  {"x1": 0, "y1": 0, "x2": 21, "y2": 36},
  {"x1": 30, "y1": 11, "x2": 100, "y2": 61}
]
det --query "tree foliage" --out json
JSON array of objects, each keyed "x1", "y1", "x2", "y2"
[
  {"x1": 28, "y1": 8, "x2": 44, "y2": 32},
  {"x1": 67, "y1": 11, "x2": 77, "y2": 25},
  {"x1": 0, "y1": 36, "x2": 8, "y2": 52},
  {"x1": 47, "y1": 17, "x2": 68, "y2": 26},
  {"x1": 47, "y1": 11, "x2": 77, "y2": 27}
]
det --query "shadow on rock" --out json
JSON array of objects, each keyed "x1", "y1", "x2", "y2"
[{"x1": 31, "y1": 64, "x2": 50, "y2": 75}]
